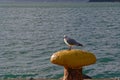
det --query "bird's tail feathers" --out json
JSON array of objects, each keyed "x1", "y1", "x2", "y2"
[{"x1": 78, "y1": 43, "x2": 83, "y2": 46}]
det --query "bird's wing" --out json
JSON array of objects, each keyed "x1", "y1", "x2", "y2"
[{"x1": 66, "y1": 38, "x2": 79, "y2": 46}]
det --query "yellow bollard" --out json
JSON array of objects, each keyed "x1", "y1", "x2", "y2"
[{"x1": 50, "y1": 49, "x2": 96, "y2": 80}]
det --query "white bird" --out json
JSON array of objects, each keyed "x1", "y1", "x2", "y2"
[{"x1": 64, "y1": 35, "x2": 83, "y2": 50}]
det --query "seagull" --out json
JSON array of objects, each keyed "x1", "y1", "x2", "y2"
[{"x1": 64, "y1": 35, "x2": 83, "y2": 50}]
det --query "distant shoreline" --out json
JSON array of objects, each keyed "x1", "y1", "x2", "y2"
[{"x1": 89, "y1": 0, "x2": 120, "y2": 2}]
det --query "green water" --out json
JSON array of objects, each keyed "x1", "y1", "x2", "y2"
[
  {"x1": 0, "y1": 2, "x2": 120, "y2": 79},
  {"x1": 0, "y1": 2, "x2": 120, "y2": 8}
]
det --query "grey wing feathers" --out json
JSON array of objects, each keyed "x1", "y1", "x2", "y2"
[{"x1": 66, "y1": 38, "x2": 81, "y2": 46}]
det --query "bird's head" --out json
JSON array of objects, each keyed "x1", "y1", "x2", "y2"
[{"x1": 64, "y1": 35, "x2": 67, "y2": 38}]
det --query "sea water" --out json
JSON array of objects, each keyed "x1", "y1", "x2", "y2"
[{"x1": 0, "y1": 2, "x2": 120, "y2": 79}]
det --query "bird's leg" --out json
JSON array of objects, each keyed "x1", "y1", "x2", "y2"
[{"x1": 68, "y1": 46, "x2": 72, "y2": 50}]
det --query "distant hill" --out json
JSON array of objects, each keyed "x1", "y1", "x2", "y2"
[{"x1": 89, "y1": 0, "x2": 120, "y2": 2}]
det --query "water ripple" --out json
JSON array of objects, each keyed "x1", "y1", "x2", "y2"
[{"x1": 0, "y1": 3, "x2": 120, "y2": 79}]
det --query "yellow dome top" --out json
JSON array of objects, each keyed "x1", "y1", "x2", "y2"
[{"x1": 50, "y1": 49, "x2": 96, "y2": 69}]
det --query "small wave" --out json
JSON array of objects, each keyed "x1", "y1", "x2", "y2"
[{"x1": 0, "y1": 73, "x2": 37, "y2": 79}]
